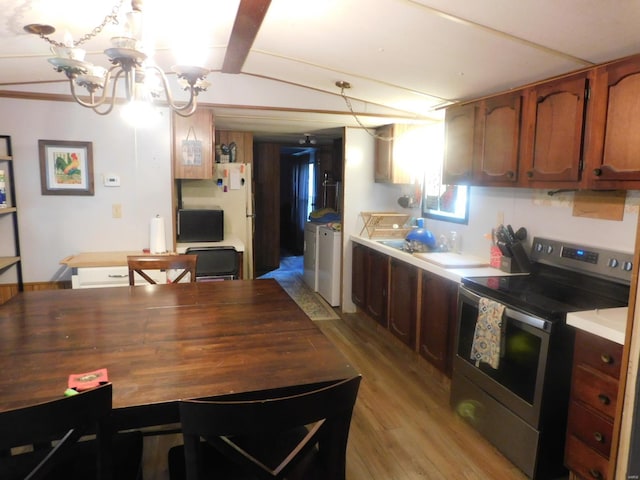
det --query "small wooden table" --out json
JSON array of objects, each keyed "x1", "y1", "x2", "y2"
[{"x1": 0, "y1": 280, "x2": 357, "y2": 430}]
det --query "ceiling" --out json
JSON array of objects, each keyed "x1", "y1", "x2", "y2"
[{"x1": 3, "y1": 0, "x2": 640, "y2": 144}]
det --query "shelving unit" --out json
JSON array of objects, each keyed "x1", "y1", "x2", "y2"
[{"x1": 0, "y1": 135, "x2": 23, "y2": 303}]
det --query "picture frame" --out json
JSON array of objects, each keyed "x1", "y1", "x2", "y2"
[{"x1": 39, "y1": 140, "x2": 94, "y2": 196}]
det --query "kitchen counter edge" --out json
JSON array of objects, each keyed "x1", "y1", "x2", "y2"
[{"x1": 350, "y1": 235, "x2": 510, "y2": 283}]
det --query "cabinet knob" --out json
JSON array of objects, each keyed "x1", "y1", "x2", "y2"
[
  {"x1": 506, "y1": 171, "x2": 515, "y2": 179},
  {"x1": 593, "y1": 168, "x2": 603, "y2": 176},
  {"x1": 589, "y1": 468, "x2": 603, "y2": 480},
  {"x1": 598, "y1": 393, "x2": 611, "y2": 405},
  {"x1": 600, "y1": 353, "x2": 613, "y2": 364},
  {"x1": 526, "y1": 170, "x2": 534, "y2": 178},
  {"x1": 594, "y1": 431, "x2": 604, "y2": 443}
]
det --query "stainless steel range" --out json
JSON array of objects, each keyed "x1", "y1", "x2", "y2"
[{"x1": 451, "y1": 237, "x2": 633, "y2": 480}]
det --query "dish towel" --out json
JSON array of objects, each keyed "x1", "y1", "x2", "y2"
[{"x1": 470, "y1": 297, "x2": 506, "y2": 369}]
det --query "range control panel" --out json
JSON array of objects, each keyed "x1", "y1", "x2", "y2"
[{"x1": 530, "y1": 237, "x2": 633, "y2": 285}]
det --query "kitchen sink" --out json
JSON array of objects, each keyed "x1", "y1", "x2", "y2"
[{"x1": 376, "y1": 239, "x2": 406, "y2": 250}]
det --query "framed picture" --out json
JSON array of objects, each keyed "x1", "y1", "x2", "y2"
[{"x1": 39, "y1": 140, "x2": 94, "y2": 196}]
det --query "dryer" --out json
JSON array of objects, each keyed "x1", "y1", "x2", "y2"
[{"x1": 303, "y1": 222, "x2": 322, "y2": 291}]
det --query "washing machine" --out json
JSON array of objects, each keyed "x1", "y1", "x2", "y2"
[{"x1": 303, "y1": 222, "x2": 322, "y2": 291}]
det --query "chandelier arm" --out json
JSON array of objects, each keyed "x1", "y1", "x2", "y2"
[
  {"x1": 91, "y1": 69, "x2": 127, "y2": 115},
  {"x1": 147, "y1": 65, "x2": 197, "y2": 116},
  {"x1": 69, "y1": 66, "x2": 120, "y2": 109}
]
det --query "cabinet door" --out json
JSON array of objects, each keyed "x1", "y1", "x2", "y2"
[
  {"x1": 586, "y1": 55, "x2": 640, "y2": 187},
  {"x1": 419, "y1": 271, "x2": 456, "y2": 374},
  {"x1": 475, "y1": 93, "x2": 522, "y2": 185},
  {"x1": 366, "y1": 249, "x2": 388, "y2": 326},
  {"x1": 443, "y1": 103, "x2": 476, "y2": 184},
  {"x1": 351, "y1": 243, "x2": 367, "y2": 308},
  {"x1": 388, "y1": 258, "x2": 417, "y2": 348},
  {"x1": 374, "y1": 124, "x2": 394, "y2": 183},
  {"x1": 522, "y1": 74, "x2": 588, "y2": 185},
  {"x1": 172, "y1": 109, "x2": 214, "y2": 179}
]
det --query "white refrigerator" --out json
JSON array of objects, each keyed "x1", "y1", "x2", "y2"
[{"x1": 180, "y1": 163, "x2": 254, "y2": 278}]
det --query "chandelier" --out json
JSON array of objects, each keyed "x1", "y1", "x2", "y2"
[{"x1": 24, "y1": 0, "x2": 210, "y2": 123}]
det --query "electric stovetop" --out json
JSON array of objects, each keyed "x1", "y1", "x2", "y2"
[{"x1": 461, "y1": 237, "x2": 633, "y2": 321}]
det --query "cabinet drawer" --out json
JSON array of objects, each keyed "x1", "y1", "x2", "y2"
[
  {"x1": 572, "y1": 365, "x2": 618, "y2": 419},
  {"x1": 574, "y1": 330, "x2": 623, "y2": 379},
  {"x1": 565, "y1": 434, "x2": 609, "y2": 480},
  {"x1": 567, "y1": 400, "x2": 613, "y2": 458},
  {"x1": 73, "y1": 266, "x2": 166, "y2": 289}
]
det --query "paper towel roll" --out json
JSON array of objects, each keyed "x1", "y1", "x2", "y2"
[{"x1": 149, "y1": 215, "x2": 167, "y2": 254}]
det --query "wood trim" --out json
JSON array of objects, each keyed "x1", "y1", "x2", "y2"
[
  {"x1": 611, "y1": 214, "x2": 640, "y2": 478},
  {"x1": 222, "y1": 0, "x2": 272, "y2": 74},
  {"x1": 0, "y1": 281, "x2": 71, "y2": 305}
]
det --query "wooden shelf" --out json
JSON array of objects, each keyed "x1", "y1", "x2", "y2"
[
  {"x1": 0, "y1": 155, "x2": 12, "y2": 161},
  {"x1": 0, "y1": 256, "x2": 20, "y2": 270},
  {"x1": 0, "y1": 207, "x2": 16, "y2": 215}
]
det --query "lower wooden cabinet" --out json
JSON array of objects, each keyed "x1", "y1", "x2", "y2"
[
  {"x1": 388, "y1": 258, "x2": 418, "y2": 348},
  {"x1": 419, "y1": 270, "x2": 458, "y2": 375},
  {"x1": 352, "y1": 243, "x2": 388, "y2": 326},
  {"x1": 351, "y1": 242, "x2": 458, "y2": 375},
  {"x1": 565, "y1": 330, "x2": 623, "y2": 480}
]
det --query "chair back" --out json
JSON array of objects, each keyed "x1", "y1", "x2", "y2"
[
  {"x1": 176, "y1": 376, "x2": 361, "y2": 480},
  {"x1": 127, "y1": 254, "x2": 197, "y2": 285},
  {"x1": 0, "y1": 384, "x2": 114, "y2": 480},
  {"x1": 185, "y1": 247, "x2": 240, "y2": 280}
]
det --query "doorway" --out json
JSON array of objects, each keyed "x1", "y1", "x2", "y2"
[{"x1": 253, "y1": 139, "x2": 342, "y2": 279}]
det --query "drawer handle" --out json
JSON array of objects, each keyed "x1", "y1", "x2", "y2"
[
  {"x1": 598, "y1": 394, "x2": 611, "y2": 405},
  {"x1": 589, "y1": 468, "x2": 603, "y2": 479},
  {"x1": 600, "y1": 353, "x2": 613, "y2": 364},
  {"x1": 108, "y1": 274, "x2": 128, "y2": 278},
  {"x1": 594, "y1": 431, "x2": 604, "y2": 443}
]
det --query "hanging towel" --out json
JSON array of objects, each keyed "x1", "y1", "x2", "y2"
[{"x1": 470, "y1": 297, "x2": 506, "y2": 369}]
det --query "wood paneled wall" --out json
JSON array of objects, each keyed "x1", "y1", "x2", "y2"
[{"x1": 0, "y1": 281, "x2": 71, "y2": 305}]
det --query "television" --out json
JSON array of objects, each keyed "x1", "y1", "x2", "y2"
[{"x1": 177, "y1": 209, "x2": 224, "y2": 242}]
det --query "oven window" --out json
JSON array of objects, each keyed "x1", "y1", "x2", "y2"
[{"x1": 458, "y1": 301, "x2": 542, "y2": 405}]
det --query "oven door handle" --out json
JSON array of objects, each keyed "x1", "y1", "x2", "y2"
[{"x1": 459, "y1": 286, "x2": 552, "y2": 332}]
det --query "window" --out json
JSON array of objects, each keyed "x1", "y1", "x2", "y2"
[{"x1": 421, "y1": 122, "x2": 469, "y2": 224}]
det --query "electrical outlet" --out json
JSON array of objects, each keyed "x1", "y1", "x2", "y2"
[
  {"x1": 497, "y1": 211, "x2": 504, "y2": 226},
  {"x1": 112, "y1": 204, "x2": 122, "y2": 219}
]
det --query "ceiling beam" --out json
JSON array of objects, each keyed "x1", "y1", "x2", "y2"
[{"x1": 222, "y1": 0, "x2": 272, "y2": 74}]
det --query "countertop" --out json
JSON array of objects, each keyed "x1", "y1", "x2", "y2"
[
  {"x1": 61, "y1": 236, "x2": 245, "y2": 268},
  {"x1": 351, "y1": 234, "x2": 516, "y2": 283},
  {"x1": 566, "y1": 307, "x2": 628, "y2": 345}
]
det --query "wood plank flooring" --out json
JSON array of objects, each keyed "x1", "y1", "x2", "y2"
[{"x1": 142, "y1": 312, "x2": 529, "y2": 480}]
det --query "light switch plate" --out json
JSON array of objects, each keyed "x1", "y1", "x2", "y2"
[{"x1": 104, "y1": 174, "x2": 120, "y2": 187}]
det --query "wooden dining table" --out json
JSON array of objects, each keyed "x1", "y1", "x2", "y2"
[{"x1": 0, "y1": 279, "x2": 358, "y2": 430}]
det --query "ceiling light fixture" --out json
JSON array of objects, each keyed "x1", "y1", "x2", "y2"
[
  {"x1": 299, "y1": 134, "x2": 317, "y2": 145},
  {"x1": 24, "y1": 0, "x2": 210, "y2": 122}
]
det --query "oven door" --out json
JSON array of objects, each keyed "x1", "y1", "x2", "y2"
[{"x1": 453, "y1": 285, "x2": 552, "y2": 427}]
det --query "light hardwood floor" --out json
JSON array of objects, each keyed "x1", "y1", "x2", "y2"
[{"x1": 142, "y1": 312, "x2": 529, "y2": 480}]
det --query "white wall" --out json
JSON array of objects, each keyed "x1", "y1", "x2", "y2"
[{"x1": 0, "y1": 97, "x2": 173, "y2": 282}]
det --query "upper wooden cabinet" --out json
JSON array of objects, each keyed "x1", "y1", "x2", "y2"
[
  {"x1": 172, "y1": 109, "x2": 214, "y2": 179},
  {"x1": 443, "y1": 92, "x2": 522, "y2": 186},
  {"x1": 584, "y1": 55, "x2": 640, "y2": 189},
  {"x1": 444, "y1": 53, "x2": 640, "y2": 190},
  {"x1": 375, "y1": 124, "x2": 424, "y2": 184},
  {"x1": 474, "y1": 92, "x2": 522, "y2": 185},
  {"x1": 520, "y1": 72, "x2": 589, "y2": 186},
  {"x1": 443, "y1": 103, "x2": 476, "y2": 185}
]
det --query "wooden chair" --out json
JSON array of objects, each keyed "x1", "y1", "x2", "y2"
[
  {"x1": 168, "y1": 376, "x2": 361, "y2": 480},
  {"x1": 0, "y1": 383, "x2": 143, "y2": 480},
  {"x1": 127, "y1": 254, "x2": 197, "y2": 285}
]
